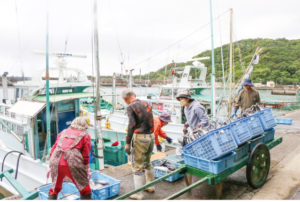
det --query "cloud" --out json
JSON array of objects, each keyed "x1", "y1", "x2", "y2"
[{"x1": 0, "y1": 0, "x2": 299, "y2": 76}]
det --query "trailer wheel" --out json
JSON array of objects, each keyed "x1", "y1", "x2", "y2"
[{"x1": 246, "y1": 143, "x2": 270, "y2": 189}]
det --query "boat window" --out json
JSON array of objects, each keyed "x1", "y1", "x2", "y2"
[
  {"x1": 160, "y1": 89, "x2": 178, "y2": 97},
  {"x1": 15, "y1": 88, "x2": 20, "y2": 101}
]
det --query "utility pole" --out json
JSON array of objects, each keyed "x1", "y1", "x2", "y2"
[
  {"x1": 228, "y1": 8, "x2": 233, "y2": 118},
  {"x1": 209, "y1": 0, "x2": 216, "y2": 119}
]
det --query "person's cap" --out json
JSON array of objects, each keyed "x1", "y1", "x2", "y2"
[
  {"x1": 159, "y1": 112, "x2": 172, "y2": 123},
  {"x1": 176, "y1": 90, "x2": 194, "y2": 101},
  {"x1": 243, "y1": 78, "x2": 254, "y2": 87}
]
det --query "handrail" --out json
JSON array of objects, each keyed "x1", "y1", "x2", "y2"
[{"x1": 1, "y1": 151, "x2": 23, "y2": 181}]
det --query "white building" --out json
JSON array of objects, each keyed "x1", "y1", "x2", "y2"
[{"x1": 267, "y1": 81, "x2": 275, "y2": 88}]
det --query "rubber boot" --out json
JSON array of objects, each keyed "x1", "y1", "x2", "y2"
[
  {"x1": 80, "y1": 193, "x2": 92, "y2": 200},
  {"x1": 144, "y1": 169, "x2": 155, "y2": 193},
  {"x1": 48, "y1": 194, "x2": 57, "y2": 200},
  {"x1": 129, "y1": 174, "x2": 145, "y2": 200}
]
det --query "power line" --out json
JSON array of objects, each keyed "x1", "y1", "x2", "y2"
[{"x1": 133, "y1": 9, "x2": 230, "y2": 67}]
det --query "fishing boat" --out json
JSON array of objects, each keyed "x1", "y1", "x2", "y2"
[
  {"x1": 0, "y1": 51, "x2": 117, "y2": 195},
  {"x1": 104, "y1": 59, "x2": 217, "y2": 146}
]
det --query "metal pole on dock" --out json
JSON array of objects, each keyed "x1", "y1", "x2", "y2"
[
  {"x1": 228, "y1": 8, "x2": 233, "y2": 118},
  {"x1": 209, "y1": 0, "x2": 216, "y2": 119}
]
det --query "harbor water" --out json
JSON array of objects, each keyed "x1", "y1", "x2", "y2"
[{"x1": 0, "y1": 86, "x2": 297, "y2": 117}]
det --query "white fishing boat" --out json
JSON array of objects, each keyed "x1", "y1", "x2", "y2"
[
  {"x1": 104, "y1": 59, "x2": 217, "y2": 146},
  {"x1": 0, "y1": 54, "x2": 108, "y2": 195}
]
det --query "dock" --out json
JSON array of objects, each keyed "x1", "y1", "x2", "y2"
[
  {"x1": 102, "y1": 109, "x2": 300, "y2": 200},
  {"x1": 4, "y1": 110, "x2": 300, "y2": 200}
]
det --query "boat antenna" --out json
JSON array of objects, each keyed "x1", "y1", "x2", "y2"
[{"x1": 45, "y1": 0, "x2": 51, "y2": 156}]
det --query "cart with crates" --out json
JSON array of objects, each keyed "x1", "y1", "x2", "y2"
[{"x1": 115, "y1": 108, "x2": 282, "y2": 200}]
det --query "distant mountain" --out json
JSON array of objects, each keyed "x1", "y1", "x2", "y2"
[{"x1": 139, "y1": 38, "x2": 300, "y2": 85}]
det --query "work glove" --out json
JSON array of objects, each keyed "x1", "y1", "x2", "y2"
[
  {"x1": 231, "y1": 109, "x2": 238, "y2": 118},
  {"x1": 166, "y1": 137, "x2": 172, "y2": 144},
  {"x1": 156, "y1": 144, "x2": 162, "y2": 152},
  {"x1": 125, "y1": 144, "x2": 131, "y2": 155}
]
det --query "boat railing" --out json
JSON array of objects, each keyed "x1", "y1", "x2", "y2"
[{"x1": 0, "y1": 104, "x2": 26, "y2": 143}]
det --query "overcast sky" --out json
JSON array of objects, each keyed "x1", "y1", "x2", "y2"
[{"x1": 0, "y1": 0, "x2": 299, "y2": 77}]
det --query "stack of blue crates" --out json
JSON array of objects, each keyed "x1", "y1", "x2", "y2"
[
  {"x1": 183, "y1": 108, "x2": 277, "y2": 173},
  {"x1": 184, "y1": 125, "x2": 237, "y2": 160},
  {"x1": 183, "y1": 125, "x2": 237, "y2": 174}
]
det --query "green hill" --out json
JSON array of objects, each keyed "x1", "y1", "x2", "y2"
[{"x1": 139, "y1": 38, "x2": 300, "y2": 85}]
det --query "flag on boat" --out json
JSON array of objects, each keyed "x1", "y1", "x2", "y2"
[{"x1": 253, "y1": 54, "x2": 259, "y2": 64}]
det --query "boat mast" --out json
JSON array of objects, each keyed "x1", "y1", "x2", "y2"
[
  {"x1": 228, "y1": 8, "x2": 233, "y2": 118},
  {"x1": 209, "y1": 0, "x2": 216, "y2": 119},
  {"x1": 93, "y1": 0, "x2": 104, "y2": 170},
  {"x1": 45, "y1": 3, "x2": 51, "y2": 155}
]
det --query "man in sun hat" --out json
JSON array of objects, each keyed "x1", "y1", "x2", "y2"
[
  {"x1": 233, "y1": 78, "x2": 261, "y2": 116},
  {"x1": 176, "y1": 90, "x2": 209, "y2": 136},
  {"x1": 153, "y1": 112, "x2": 173, "y2": 152}
]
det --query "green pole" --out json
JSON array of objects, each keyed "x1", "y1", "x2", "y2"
[
  {"x1": 164, "y1": 176, "x2": 209, "y2": 200},
  {"x1": 115, "y1": 166, "x2": 186, "y2": 200},
  {"x1": 45, "y1": 5, "x2": 51, "y2": 155},
  {"x1": 209, "y1": 0, "x2": 216, "y2": 119}
]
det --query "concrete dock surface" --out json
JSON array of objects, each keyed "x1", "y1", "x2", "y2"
[{"x1": 102, "y1": 109, "x2": 300, "y2": 200}]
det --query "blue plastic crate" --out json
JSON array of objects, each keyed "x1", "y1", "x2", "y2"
[
  {"x1": 91, "y1": 171, "x2": 120, "y2": 199},
  {"x1": 275, "y1": 118, "x2": 292, "y2": 125},
  {"x1": 230, "y1": 118, "x2": 252, "y2": 145},
  {"x1": 247, "y1": 113, "x2": 265, "y2": 137},
  {"x1": 38, "y1": 172, "x2": 120, "y2": 200},
  {"x1": 263, "y1": 128, "x2": 275, "y2": 143},
  {"x1": 183, "y1": 152, "x2": 235, "y2": 174},
  {"x1": 249, "y1": 135, "x2": 265, "y2": 151},
  {"x1": 154, "y1": 167, "x2": 184, "y2": 182},
  {"x1": 259, "y1": 108, "x2": 277, "y2": 130},
  {"x1": 38, "y1": 182, "x2": 80, "y2": 200},
  {"x1": 184, "y1": 125, "x2": 237, "y2": 160},
  {"x1": 234, "y1": 143, "x2": 249, "y2": 162}
]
